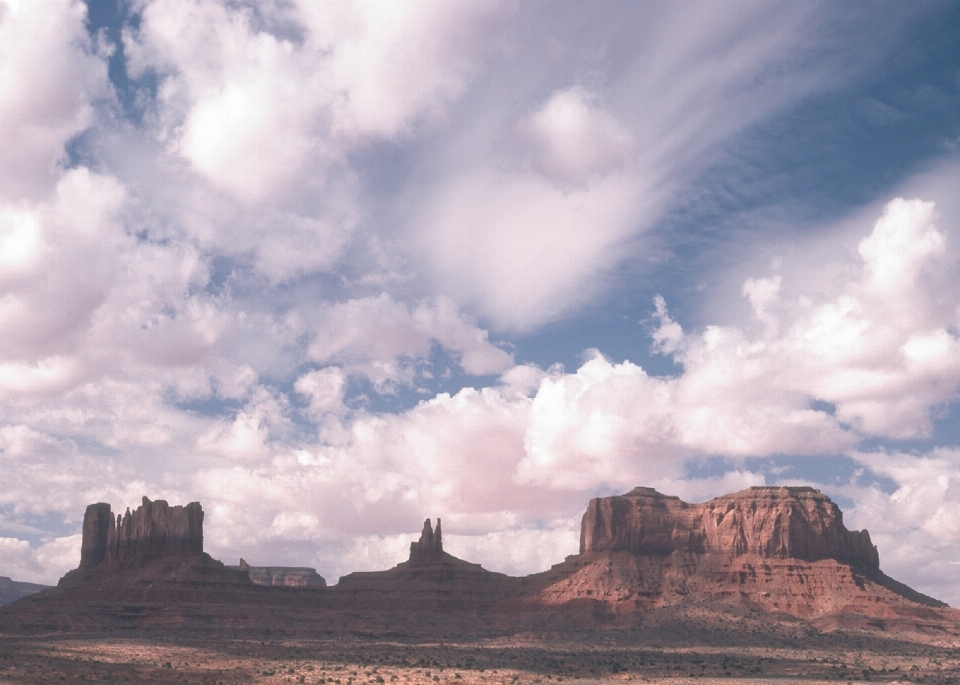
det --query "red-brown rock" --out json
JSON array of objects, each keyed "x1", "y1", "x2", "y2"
[
  {"x1": 580, "y1": 486, "x2": 879, "y2": 568},
  {"x1": 539, "y1": 486, "x2": 944, "y2": 617}
]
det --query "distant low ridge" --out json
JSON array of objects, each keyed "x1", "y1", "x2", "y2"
[
  {"x1": 0, "y1": 577, "x2": 49, "y2": 607},
  {"x1": 232, "y1": 559, "x2": 326, "y2": 588}
]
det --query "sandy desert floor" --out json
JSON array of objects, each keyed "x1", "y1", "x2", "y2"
[{"x1": 1, "y1": 632, "x2": 959, "y2": 685}]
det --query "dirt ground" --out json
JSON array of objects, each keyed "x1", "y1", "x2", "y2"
[{"x1": 1, "y1": 632, "x2": 958, "y2": 685}]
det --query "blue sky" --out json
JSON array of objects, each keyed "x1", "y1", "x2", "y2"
[{"x1": 2, "y1": 0, "x2": 960, "y2": 605}]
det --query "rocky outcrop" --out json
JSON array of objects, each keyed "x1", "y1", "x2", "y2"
[
  {"x1": 0, "y1": 576, "x2": 49, "y2": 607},
  {"x1": 236, "y1": 559, "x2": 326, "y2": 588},
  {"x1": 336, "y1": 517, "x2": 516, "y2": 610},
  {"x1": 409, "y1": 518, "x2": 443, "y2": 561},
  {"x1": 78, "y1": 497, "x2": 204, "y2": 568},
  {"x1": 580, "y1": 486, "x2": 879, "y2": 569},
  {"x1": 47, "y1": 497, "x2": 254, "y2": 612},
  {"x1": 538, "y1": 486, "x2": 944, "y2": 616}
]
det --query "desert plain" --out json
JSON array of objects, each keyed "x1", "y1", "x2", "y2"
[{"x1": 4, "y1": 615, "x2": 960, "y2": 685}]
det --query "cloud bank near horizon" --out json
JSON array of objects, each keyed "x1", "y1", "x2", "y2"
[{"x1": 2, "y1": 0, "x2": 960, "y2": 606}]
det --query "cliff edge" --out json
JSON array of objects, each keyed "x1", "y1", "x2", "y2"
[
  {"x1": 580, "y1": 486, "x2": 879, "y2": 569},
  {"x1": 80, "y1": 497, "x2": 204, "y2": 568},
  {"x1": 538, "y1": 486, "x2": 945, "y2": 617}
]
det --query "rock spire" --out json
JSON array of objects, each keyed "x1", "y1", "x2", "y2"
[{"x1": 409, "y1": 518, "x2": 443, "y2": 561}]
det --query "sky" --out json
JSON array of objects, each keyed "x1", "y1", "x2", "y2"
[{"x1": 1, "y1": 0, "x2": 960, "y2": 606}]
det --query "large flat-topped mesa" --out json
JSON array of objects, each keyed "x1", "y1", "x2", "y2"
[
  {"x1": 580, "y1": 485, "x2": 879, "y2": 569},
  {"x1": 79, "y1": 496, "x2": 204, "y2": 568},
  {"x1": 536, "y1": 484, "x2": 946, "y2": 616}
]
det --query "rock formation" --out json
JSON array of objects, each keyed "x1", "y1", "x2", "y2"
[
  {"x1": 336, "y1": 517, "x2": 515, "y2": 610},
  {"x1": 49, "y1": 496, "x2": 255, "y2": 610},
  {"x1": 236, "y1": 559, "x2": 327, "y2": 588},
  {"x1": 538, "y1": 486, "x2": 945, "y2": 617},
  {"x1": 409, "y1": 518, "x2": 443, "y2": 561},
  {"x1": 4, "y1": 488, "x2": 954, "y2": 636},
  {"x1": 79, "y1": 497, "x2": 204, "y2": 568},
  {"x1": 580, "y1": 486, "x2": 879, "y2": 568}
]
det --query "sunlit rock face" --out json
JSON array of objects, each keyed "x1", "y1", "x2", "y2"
[
  {"x1": 79, "y1": 497, "x2": 204, "y2": 568},
  {"x1": 236, "y1": 559, "x2": 327, "y2": 588},
  {"x1": 580, "y1": 486, "x2": 879, "y2": 569},
  {"x1": 537, "y1": 485, "x2": 940, "y2": 617}
]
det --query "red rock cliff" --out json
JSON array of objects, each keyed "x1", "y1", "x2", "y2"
[
  {"x1": 580, "y1": 486, "x2": 879, "y2": 570},
  {"x1": 79, "y1": 497, "x2": 204, "y2": 568}
]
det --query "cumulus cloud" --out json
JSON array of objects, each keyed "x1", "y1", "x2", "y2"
[
  {"x1": 843, "y1": 449, "x2": 960, "y2": 606},
  {"x1": 0, "y1": 0, "x2": 109, "y2": 200},
  {"x1": 7, "y1": 196, "x2": 959, "y2": 588},
  {"x1": 305, "y1": 294, "x2": 513, "y2": 385},
  {"x1": 0, "y1": 169, "x2": 126, "y2": 365},
  {"x1": 520, "y1": 86, "x2": 634, "y2": 188},
  {"x1": 125, "y1": 0, "x2": 513, "y2": 202},
  {"x1": 0, "y1": 535, "x2": 80, "y2": 585}
]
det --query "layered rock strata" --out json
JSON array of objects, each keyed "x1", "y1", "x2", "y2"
[
  {"x1": 50, "y1": 496, "x2": 255, "y2": 609},
  {"x1": 236, "y1": 559, "x2": 327, "y2": 587},
  {"x1": 80, "y1": 497, "x2": 204, "y2": 568},
  {"x1": 580, "y1": 486, "x2": 878, "y2": 568},
  {"x1": 538, "y1": 486, "x2": 945, "y2": 616}
]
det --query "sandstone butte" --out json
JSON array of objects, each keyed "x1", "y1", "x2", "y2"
[{"x1": 1, "y1": 487, "x2": 956, "y2": 636}]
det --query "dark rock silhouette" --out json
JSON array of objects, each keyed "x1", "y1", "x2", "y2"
[
  {"x1": 0, "y1": 577, "x2": 49, "y2": 607},
  {"x1": 409, "y1": 518, "x2": 443, "y2": 561},
  {"x1": 336, "y1": 517, "x2": 514, "y2": 610},
  {"x1": 235, "y1": 558, "x2": 326, "y2": 587},
  {"x1": 79, "y1": 497, "x2": 203, "y2": 568},
  {"x1": 50, "y1": 496, "x2": 253, "y2": 607}
]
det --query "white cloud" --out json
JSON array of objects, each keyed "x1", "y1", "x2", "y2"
[
  {"x1": 125, "y1": 0, "x2": 514, "y2": 202},
  {"x1": 520, "y1": 86, "x2": 634, "y2": 188},
  {"x1": 306, "y1": 294, "x2": 513, "y2": 384},
  {"x1": 0, "y1": 169, "x2": 127, "y2": 364},
  {"x1": 413, "y1": 165, "x2": 647, "y2": 330},
  {"x1": 403, "y1": 2, "x2": 870, "y2": 330},
  {"x1": 842, "y1": 449, "x2": 960, "y2": 606},
  {"x1": 0, "y1": 0, "x2": 108, "y2": 200},
  {"x1": 3, "y1": 196, "x2": 953, "y2": 587},
  {"x1": 295, "y1": 367, "x2": 348, "y2": 419},
  {"x1": 0, "y1": 535, "x2": 81, "y2": 585}
]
